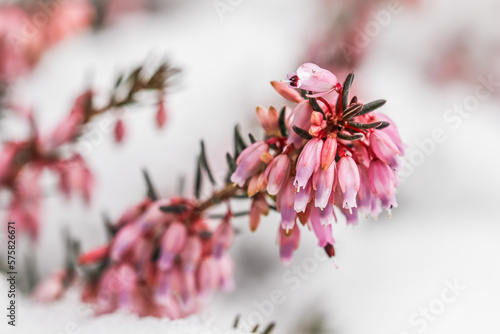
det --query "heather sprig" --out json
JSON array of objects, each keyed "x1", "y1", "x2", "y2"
[
  {"x1": 74, "y1": 63, "x2": 404, "y2": 319},
  {"x1": 0, "y1": 61, "x2": 177, "y2": 239}
]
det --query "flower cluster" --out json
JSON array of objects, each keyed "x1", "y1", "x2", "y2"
[
  {"x1": 0, "y1": 62, "x2": 175, "y2": 239},
  {"x1": 231, "y1": 63, "x2": 404, "y2": 263},
  {"x1": 78, "y1": 191, "x2": 234, "y2": 318}
]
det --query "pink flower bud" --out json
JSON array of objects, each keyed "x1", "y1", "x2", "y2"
[
  {"x1": 181, "y1": 237, "x2": 203, "y2": 272},
  {"x1": 249, "y1": 194, "x2": 269, "y2": 232},
  {"x1": 372, "y1": 113, "x2": 406, "y2": 154},
  {"x1": 287, "y1": 101, "x2": 313, "y2": 148},
  {"x1": 230, "y1": 141, "x2": 269, "y2": 187},
  {"x1": 158, "y1": 222, "x2": 187, "y2": 271},
  {"x1": 256, "y1": 106, "x2": 280, "y2": 136},
  {"x1": 114, "y1": 119, "x2": 125, "y2": 143},
  {"x1": 313, "y1": 161, "x2": 336, "y2": 209},
  {"x1": 265, "y1": 154, "x2": 291, "y2": 195},
  {"x1": 357, "y1": 166, "x2": 382, "y2": 218},
  {"x1": 294, "y1": 179, "x2": 312, "y2": 213},
  {"x1": 370, "y1": 130, "x2": 401, "y2": 169},
  {"x1": 287, "y1": 63, "x2": 339, "y2": 94},
  {"x1": 111, "y1": 224, "x2": 141, "y2": 261},
  {"x1": 156, "y1": 102, "x2": 167, "y2": 128},
  {"x1": 79, "y1": 245, "x2": 110, "y2": 265},
  {"x1": 217, "y1": 254, "x2": 234, "y2": 291},
  {"x1": 369, "y1": 159, "x2": 398, "y2": 210},
  {"x1": 309, "y1": 206, "x2": 335, "y2": 247},
  {"x1": 198, "y1": 257, "x2": 220, "y2": 295},
  {"x1": 212, "y1": 220, "x2": 234, "y2": 259},
  {"x1": 321, "y1": 136, "x2": 338, "y2": 170},
  {"x1": 294, "y1": 138, "x2": 323, "y2": 190},
  {"x1": 337, "y1": 156, "x2": 360, "y2": 210},
  {"x1": 278, "y1": 223, "x2": 300, "y2": 265},
  {"x1": 270, "y1": 80, "x2": 303, "y2": 103},
  {"x1": 277, "y1": 178, "x2": 297, "y2": 230},
  {"x1": 247, "y1": 172, "x2": 267, "y2": 197},
  {"x1": 48, "y1": 112, "x2": 83, "y2": 148}
]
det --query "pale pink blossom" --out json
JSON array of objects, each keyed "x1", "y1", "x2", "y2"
[
  {"x1": 277, "y1": 178, "x2": 297, "y2": 230},
  {"x1": 369, "y1": 159, "x2": 398, "y2": 210},
  {"x1": 287, "y1": 100, "x2": 313, "y2": 148},
  {"x1": 337, "y1": 156, "x2": 360, "y2": 210},
  {"x1": 265, "y1": 154, "x2": 291, "y2": 195},
  {"x1": 159, "y1": 222, "x2": 187, "y2": 270},
  {"x1": 278, "y1": 223, "x2": 300, "y2": 265},
  {"x1": 287, "y1": 63, "x2": 340, "y2": 95},
  {"x1": 231, "y1": 141, "x2": 269, "y2": 187},
  {"x1": 294, "y1": 138, "x2": 323, "y2": 190}
]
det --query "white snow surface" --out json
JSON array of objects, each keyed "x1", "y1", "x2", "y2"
[{"x1": 1, "y1": 0, "x2": 500, "y2": 333}]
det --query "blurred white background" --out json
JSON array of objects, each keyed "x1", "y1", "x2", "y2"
[{"x1": 1, "y1": 0, "x2": 500, "y2": 333}]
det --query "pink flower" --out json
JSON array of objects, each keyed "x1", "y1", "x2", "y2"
[
  {"x1": 370, "y1": 130, "x2": 401, "y2": 169},
  {"x1": 156, "y1": 101, "x2": 168, "y2": 128},
  {"x1": 181, "y1": 237, "x2": 203, "y2": 272},
  {"x1": 294, "y1": 138, "x2": 323, "y2": 190},
  {"x1": 256, "y1": 106, "x2": 280, "y2": 136},
  {"x1": 249, "y1": 193, "x2": 269, "y2": 232},
  {"x1": 321, "y1": 135, "x2": 337, "y2": 170},
  {"x1": 159, "y1": 222, "x2": 187, "y2": 270},
  {"x1": 278, "y1": 224, "x2": 300, "y2": 265},
  {"x1": 265, "y1": 154, "x2": 291, "y2": 195},
  {"x1": 230, "y1": 141, "x2": 269, "y2": 187},
  {"x1": 217, "y1": 254, "x2": 235, "y2": 291},
  {"x1": 212, "y1": 220, "x2": 234, "y2": 259},
  {"x1": 247, "y1": 172, "x2": 267, "y2": 197},
  {"x1": 56, "y1": 156, "x2": 94, "y2": 204},
  {"x1": 294, "y1": 179, "x2": 312, "y2": 213},
  {"x1": 356, "y1": 166, "x2": 382, "y2": 218},
  {"x1": 270, "y1": 80, "x2": 304, "y2": 103},
  {"x1": 313, "y1": 161, "x2": 336, "y2": 209},
  {"x1": 78, "y1": 245, "x2": 110, "y2": 265},
  {"x1": 372, "y1": 113, "x2": 406, "y2": 154},
  {"x1": 369, "y1": 159, "x2": 398, "y2": 211},
  {"x1": 309, "y1": 206, "x2": 335, "y2": 247},
  {"x1": 32, "y1": 270, "x2": 70, "y2": 303},
  {"x1": 6, "y1": 168, "x2": 42, "y2": 239},
  {"x1": 44, "y1": 0, "x2": 94, "y2": 46},
  {"x1": 110, "y1": 224, "x2": 141, "y2": 261},
  {"x1": 198, "y1": 257, "x2": 220, "y2": 296},
  {"x1": 337, "y1": 156, "x2": 360, "y2": 210},
  {"x1": 287, "y1": 101, "x2": 313, "y2": 148},
  {"x1": 0, "y1": 6, "x2": 43, "y2": 83},
  {"x1": 46, "y1": 91, "x2": 91, "y2": 149},
  {"x1": 114, "y1": 119, "x2": 125, "y2": 143},
  {"x1": 277, "y1": 178, "x2": 297, "y2": 230},
  {"x1": 287, "y1": 63, "x2": 340, "y2": 95}
]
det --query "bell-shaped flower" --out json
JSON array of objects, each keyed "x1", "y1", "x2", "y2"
[
  {"x1": 265, "y1": 154, "x2": 291, "y2": 195},
  {"x1": 294, "y1": 138, "x2": 323, "y2": 190},
  {"x1": 287, "y1": 63, "x2": 339, "y2": 94},
  {"x1": 370, "y1": 130, "x2": 401, "y2": 169},
  {"x1": 287, "y1": 100, "x2": 313, "y2": 148},
  {"x1": 337, "y1": 156, "x2": 360, "y2": 210},
  {"x1": 369, "y1": 159, "x2": 398, "y2": 211},
  {"x1": 277, "y1": 178, "x2": 297, "y2": 231},
  {"x1": 278, "y1": 223, "x2": 300, "y2": 265},
  {"x1": 158, "y1": 222, "x2": 187, "y2": 271},
  {"x1": 230, "y1": 141, "x2": 269, "y2": 187}
]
